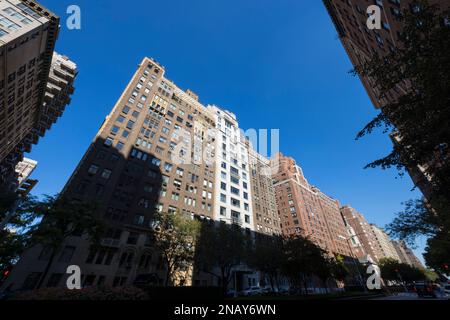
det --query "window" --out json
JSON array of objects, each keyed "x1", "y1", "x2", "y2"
[
  {"x1": 134, "y1": 215, "x2": 145, "y2": 225},
  {"x1": 101, "y1": 169, "x2": 112, "y2": 179},
  {"x1": 0, "y1": 29, "x2": 8, "y2": 37},
  {"x1": 243, "y1": 182, "x2": 248, "y2": 189},
  {"x1": 176, "y1": 167, "x2": 184, "y2": 176},
  {"x1": 132, "y1": 111, "x2": 140, "y2": 118},
  {"x1": 220, "y1": 207, "x2": 226, "y2": 216},
  {"x1": 244, "y1": 203, "x2": 249, "y2": 211},
  {"x1": 220, "y1": 194, "x2": 226, "y2": 203},
  {"x1": 116, "y1": 142, "x2": 124, "y2": 150},
  {"x1": 110, "y1": 125, "x2": 119, "y2": 135},
  {"x1": 231, "y1": 176, "x2": 239, "y2": 184},
  {"x1": 220, "y1": 182, "x2": 226, "y2": 191},
  {"x1": 122, "y1": 130, "x2": 129, "y2": 139},
  {"x1": 104, "y1": 137, "x2": 113, "y2": 147},
  {"x1": 243, "y1": 192, "x2": 248, "y2": 200},
  {"x1": 58, "y1": 246, "x2": 76, "y2": 262},
  {"x1": 245, "y1": 215, "x2": 250, "y2": 223},
  {"x1": 88, "y1": 164, "x2": 99, "y2": 175},
  {"x1": 221, "y1": 171, "x2": 227, "y2": 179},
  {"x1": 221, "y1": 162, "x2": 226, "y2": 169},
  {"x1": 122, "y1": 105, "x2": 130, "y2": 114},
  {"x1": 231, "y1": 198, "x2": 240, "y2": 207},
  {"x1": 230, "y1": 186, "x2": 239, "y2": 196},
  {"x1": 164, "y1": 162, "x2": 173, "y2": 172},
  {"x1": 0, "y1": 15, "x2": 21, "y2": 31},
  {"x1": 126, "y1": 120, "x2": 135, "y2": 129}
]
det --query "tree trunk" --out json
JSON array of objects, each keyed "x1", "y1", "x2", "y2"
[{"x1": 36, "y1": 247, "x2": 57, "y2": 289}]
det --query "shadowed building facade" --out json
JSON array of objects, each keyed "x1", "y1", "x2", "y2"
[
  {"x1": 323, "y1": 0, "x2": 450, "y2": 203},
  {"x1": 2, "y1": 56, "x2": 263, "y2": 291},
  {"x1": 0, "y1": 0, "x2": 77, "y2": 191}
]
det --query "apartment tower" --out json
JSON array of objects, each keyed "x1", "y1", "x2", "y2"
[
  {"x1": 0, "y1": 0, "x2": 77, "y2": 191},
  {"x1": 271, "y1": 153, "x2": 353, "y2": 258},
  {"x1": 2, "y1": 56, "x2": 262, "y2": 290},
  {"x1": 370, "y1": 224, "x2": 401, "y2": 262},
  {"x1": 323, "y1": 0, "x2": 450, "y2": 202},
  {"x1": 340, "y1": 205, "x2": 384, "y2": 262}
]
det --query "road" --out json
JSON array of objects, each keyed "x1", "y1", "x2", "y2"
[{"x1": 372, "y1": 292, "x2": 449, "y2": 300}]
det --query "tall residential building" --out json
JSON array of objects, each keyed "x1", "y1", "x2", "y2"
[
  {"x1": 370, "y1": 224, "x2": 400, "y2": 262},
  {"x1": 247, "y1": 147, "x2": 281, "y2": 236},
  {"x1": 2, "y1": 57, "x2": 261, "y2": 291},
  {"x1": 323, "y1": 0, "x2": 450, "y2": 202},
  {"x1": 340, "y1": 205, "x2": 383, "y2": 263},
  {"x1": 271, "y1": 153, "x2": 353, "y2": 258},
  {"x1": 0, "y1": 0, "x2": 77, "y2": 191},
  {"x1": 391, "y1": 240, "x2": 424, "y2": 269},
  {"x1": 208, "y1": 105, "x2": 255, "y2": 231}
]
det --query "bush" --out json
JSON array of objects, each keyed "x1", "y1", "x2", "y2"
[{"x1": 11, "y1": 285, "x2": 149, "y2": 300}]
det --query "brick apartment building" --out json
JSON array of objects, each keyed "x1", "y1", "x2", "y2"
[
  {"x1": 323, "y1": 0, "x2": 450, "y2": 202},
  {"x1": 340, "y1": 205, "x2": 384, "y2": 262},
  {"x1": 271, "y1": 153, "x2": 353, "y2": 259},
  {"x1": 248, "y1": 146, "x2": 281, "y2": 236},
  {"x1": 2, "y1": 56, "x2": 263, "y2": 291}
]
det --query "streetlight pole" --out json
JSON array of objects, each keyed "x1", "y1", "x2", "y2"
[{"x1": 342, "y1": 234, "x2": 367, "y2": 293}]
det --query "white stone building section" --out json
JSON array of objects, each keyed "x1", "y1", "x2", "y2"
[{"x1": 208, "y1": 105, "x2": 255, "y2": 231}]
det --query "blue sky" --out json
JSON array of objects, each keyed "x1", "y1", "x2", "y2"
[{"x1": 29, "y1": 0, "x2": 425, "y2": 261}]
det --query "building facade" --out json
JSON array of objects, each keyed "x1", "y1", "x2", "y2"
[
  {"x1": 0, "y1": 0, "x2": 59, "y2": 190},
  {"x1": 391, "y1": 240, "x2": 424, "y2": 269},
  {"x1": 370, "y1": 224, "x2": 400, "y2": 262},
  {"x1": 271, "y1": 153, "x2": 353, "y2": 258},
  {"x1": 208, "y1": 105, "x2": 255, "y2": 231},
  {"x1": 323, "y1": 0, "x2": 450, "y2": 202},
  {"x1": 2, "y1": 56, "x2": 266, "y2": 291},
  {"x1": 340, "y1": 205, "x2": 383, "y2": 263},
  {"x1": 0, "y1": 1, "x2": 77, "y2": 192},
  {"x1": 248, "y1": 147, "x2": 281, "y2": 236}
]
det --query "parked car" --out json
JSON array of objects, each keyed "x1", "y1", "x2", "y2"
[
  {"x1": 226, "y1": 289, "x2": 237, "y2": 298},
  {"x1": 240, "y1": 286, "x2": 263, "y2": 296},
  {"x1": 414, "y1": 281, "x2": 440, "y2": 298}
]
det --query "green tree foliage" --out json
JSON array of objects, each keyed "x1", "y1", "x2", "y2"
[
  {"x1": 378, "y1": 258, "x2": 425, "y2": 284},
  {"x1": 247, "y1": 235, "x2": 284, "y2": 291},
  {"x1": 353, "y1": 1, "x2": 450, "y2": 273},
  {"x1": 195, "y1": 222, "x2": 251, "y2": 294},
  {"x1": 280, "y1": 235, "x2": 329, "y2": 294},
  {"x1": 150, "y1": 212, "x2": 201, "y2": 286},
  {"x1": 386, "y1": 198, "x2": 450, "y2": 274},
  {"x1": 28, "y1": 195, "x2": 104, "y2": 289},
  {"x1": 353, "y1": 2, "x2": 450, "y2": 204}
]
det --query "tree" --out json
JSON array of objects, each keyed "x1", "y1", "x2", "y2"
[
  {"x1": 329, "y1": 255, "x2": 350, "y2": 284},
  {"x1": 27, "y1": 195, "x2": 104, "y2": 289},
  {"x1": 150, "y1": 212, "x2": 200, "y2": 286},
  {"x1": 353, "y1": 2, "x2": 450, "y2": 208},
  {"x1": 247, "y1": 235, "x2": 284, "y2": 291},
  {"x1": 378, "y1": 258, "x2": 425, "y2": 285},
  {"x1": 280, "y1": 235, "x2": 328, "y2": 295},
  {"x1": 353, "y1": 1, "x2": 450, "y2": 273},
  {"x1": 386, "y1": 198, "x2": 450, "y2": 272},
  {"x1": 0, "y1": 191, "x2": 38, "y2": 278},
  {"x1": 195, "y1": 222, "x2": 251, "y2": 295}
]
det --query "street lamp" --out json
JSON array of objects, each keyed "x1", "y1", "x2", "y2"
[{"x1": 340, "y1": 234, "x2": 367, "y2": 293}]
